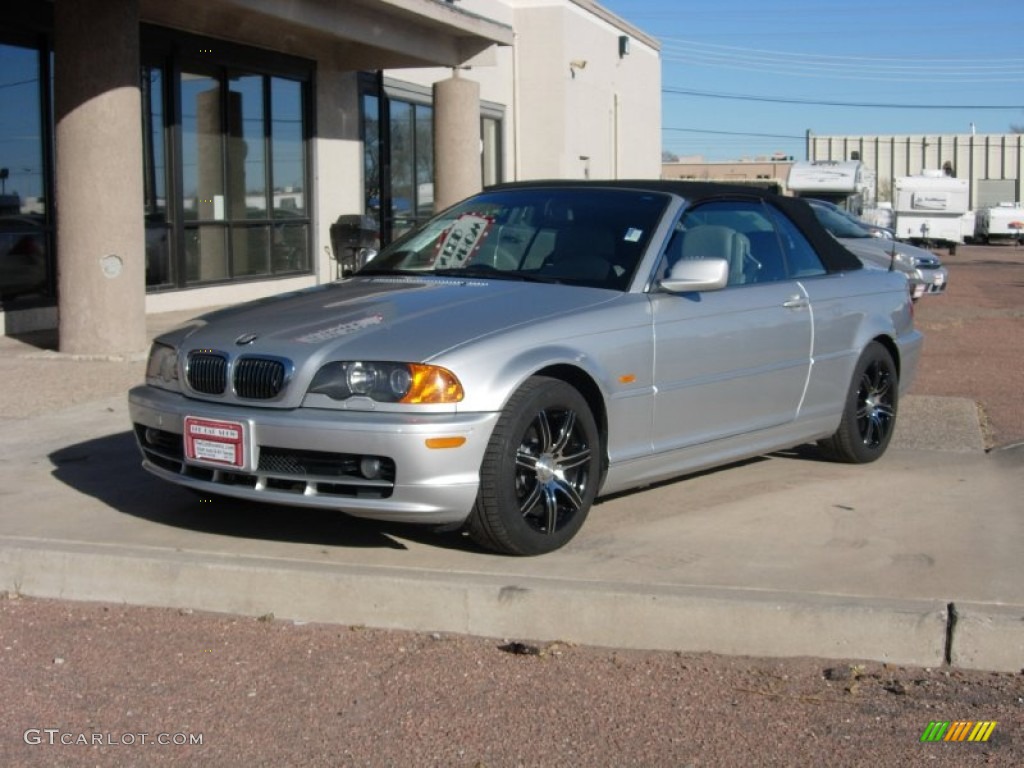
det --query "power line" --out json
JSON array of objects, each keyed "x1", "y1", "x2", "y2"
[
  {"x1": 0, "y1": 78, "x2": 38, "y2": 91},
  {"x1": 658, "y1": 37, "x2": 1024, "y2": 83},
  {"x1": 663, "y1": 87, "x2": 1022, "y2": 110},
  {"x1": 660, "y1": 38, "x2": 1024, "y2": 68},
  {"x1": 663, "y1": 126, "x2": 804, "y2": 140}
]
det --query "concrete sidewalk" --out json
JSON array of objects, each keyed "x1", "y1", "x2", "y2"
[{"x1": 0, "y1": 311, "x2": 1021, "y2": 672}]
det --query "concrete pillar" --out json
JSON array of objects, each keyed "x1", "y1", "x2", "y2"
[
  {"x1": 433, "y1": 72, "x2": 481, "y2": 210},
  {"x1": 54, "y1": 0, "x2": 147, "y2": 356}
]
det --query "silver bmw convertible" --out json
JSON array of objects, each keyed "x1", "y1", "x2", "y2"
[{"x1": 129, "y1": 181, "x2": 922, "y2": 555}]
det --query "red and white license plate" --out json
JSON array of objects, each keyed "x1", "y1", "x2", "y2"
[{"x1": 183, "y1": 416, "x2": 247, "y2": 468}]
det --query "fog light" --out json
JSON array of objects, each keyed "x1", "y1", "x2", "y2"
[
  {"x1": 360, "y1": 457, "x2": 382, "y2": 479},
  {"x1": 144, "y1": 428, "x2": 161, "y2": 445}
]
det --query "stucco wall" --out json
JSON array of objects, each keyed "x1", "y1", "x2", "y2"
[{"x1": 388, "y1": 0, "x2": 661, "y2": 183}]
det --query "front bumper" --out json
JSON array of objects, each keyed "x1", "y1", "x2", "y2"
[
  {"x1": 911, "y1": 265, "x2": 948, "y2": 298},
  {"x1": 128, "y1": 385, "x2": 499, "y2": 525}
]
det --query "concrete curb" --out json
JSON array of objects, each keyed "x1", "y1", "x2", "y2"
[
  {"x1": 951, "y1": 603, "x2": 1024, "y2": 672},
  {"x1": 0, "y1": 537, "x2": 960, "y2": 669},
  {"x1": 891, "y1": 395, "x2": 986, "y2": 452}
]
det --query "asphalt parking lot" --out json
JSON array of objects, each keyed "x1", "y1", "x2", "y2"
[{"x1": 0, "y1": 243, "x2": 1021, "y2": 765}]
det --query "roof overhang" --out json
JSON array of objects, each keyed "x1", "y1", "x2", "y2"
[{"x1": 141, "y1": 0, "x2": 514, "y2": 68}]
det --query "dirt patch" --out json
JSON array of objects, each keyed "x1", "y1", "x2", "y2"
[{"x1": 912, "y1": 245, "x2": 1024, "y2": 448}]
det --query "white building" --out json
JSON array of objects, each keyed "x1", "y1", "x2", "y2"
[
  {"x1": 0, "y1": 0, "x2": 660, "y2": 352},
  {"x1": 806, "y1": 132, "x2": 1024, "y2": 209}
]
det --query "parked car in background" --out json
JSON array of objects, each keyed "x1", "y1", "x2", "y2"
[
  {"x1": 807, "y1": 199, "x2": 947, "y2": 300},
  {"x1": 809, "y1": 198, "x2": 895, "y2": 240},
  {"x1": 129, "y1": 181, "x2": 922, "y2": 555}
]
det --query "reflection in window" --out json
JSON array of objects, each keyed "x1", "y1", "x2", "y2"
[
  {"x1": 229, "y1": 74, "x2": 266, "y2": 215},
  {"x1": 389, "y1": 101, "x2": 414, "y2": 238},
  {"x1": 362, "y1": 93, "x2": 381, "y2": 222},
  {"x1": 185, "y1": 224, "x2": 228, "y2": 283},
  {"x1": 272, "y1": 222, "x2": 308, "y2": 273},
  {"x1": 232, "y1": 224, "x2": 269, "y2": 277},
  {"x1": 181, "y1": 71, "x2": 228, "y2": 282},
  {"x1": 142, "y1": 65, "x2": 171, "y2": 287},
  {"x1": 228, "y1": 74, "x2": 266, "y2": 277},
  {"x1": 360, "y1": 78, "x2": 502, "y2": 249},
  {"x1": 415, "y1": 104, "x2": 434, "y2": 221},
  {"x1": 388, "y1": 100, "x2": 433, "y2": 240},
  {"x1": 271, "y1": 77, "x2": 305, "y2": 218},
  {"x1": 0, "y1": 41, "x2": 51, "y2": 302},
  {"x1": 150, "y1": 60, "x2": 309, "y2": 288}
]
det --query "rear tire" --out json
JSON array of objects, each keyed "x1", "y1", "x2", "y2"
[
  {"x1": 467, "y1": 377, "x2": 600, "y2": 555},
  {"x1": 818, "y1": 342, "x2": 898, "y2": 464}
]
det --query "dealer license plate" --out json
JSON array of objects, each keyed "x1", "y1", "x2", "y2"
[{"x1": 183, "y1": 416, "x2": 247, "y2": 469}]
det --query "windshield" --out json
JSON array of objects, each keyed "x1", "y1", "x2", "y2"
[
  {"x1": 809, "y1": 203, "x2": 871, "y2": 239},
  {"x1": 361, "y1": 188, "x2": 671, "y2": 290}
]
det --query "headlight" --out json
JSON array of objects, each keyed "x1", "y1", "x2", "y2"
[
  {"x1": 308, "y1": 362, "x2": 463, "y2": 404},
  {"x1": 145, "y1": 342, "x2": 180, "y2": 391},
  {"x1": 890, "y1": 251, "x2": 914, "y2": 270}
]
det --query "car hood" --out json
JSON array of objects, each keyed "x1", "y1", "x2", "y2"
[
  {"x1": 162, "y1": 275, "x2": 619, "y2": 365},
  {"x1": 837, "y1": 237, "x2": 943, "y2": 271},
  {"x1": 836, "y1": 238, "x2": 911, "y2": 273}
]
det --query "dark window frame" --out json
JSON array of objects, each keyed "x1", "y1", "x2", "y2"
[
  {"x1": 141, "y1": 26, "x2": 315, "y2": 291},
  {"x1": 0, "y1": 15, "x2": 56, "y2": 308},
  {"x1": 359, "y1": 72, "x2": 505, "y2": 248},
  {"x1": 663, "y1": 198, "x2": 818, "y2": 286}
]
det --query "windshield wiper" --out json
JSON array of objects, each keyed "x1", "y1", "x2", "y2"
[
  {"x1": 432, "y1": 266, "x2": 563, "y2": 284},
  {"x1": 356, "y1": 267, "x2": 427, "y2": 277},
  {"x1": 434, "y1": 265, "x2": 507, "y2": 278}
]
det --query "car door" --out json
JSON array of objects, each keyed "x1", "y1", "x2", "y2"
[{"x1": 649, "y1": 199, "x2": 813, "y2": 453}]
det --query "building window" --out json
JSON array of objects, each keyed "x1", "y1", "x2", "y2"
[
  {"x1": 142, "y1": 64, "x2": 171, "y2": 287},
  {"x1": 389, "y1": 99, "x2": 434, "y2": 240},
  {"x1": 142, "y1": 30, "x2": 312, "y2": 290},
  {"x1": 0, "y1": 34, "x2": 53, "y2": 305},
  {"x1": 361, "y1": 74, "x2": 503, "y2": 247},
  {"x1": 362, "y1": 89, "x2": 382, "y2": 229}
]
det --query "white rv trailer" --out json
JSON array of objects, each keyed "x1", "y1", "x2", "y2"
[
  {"x1": 787, "y1": 160, "x2": 875, "y2": 212},
  {"x1": 892, "y1": 170, "x2": 972, "y2": 252},
  {"x1": 974, "y1": 202, "x2": 1024, "y2": 244}
]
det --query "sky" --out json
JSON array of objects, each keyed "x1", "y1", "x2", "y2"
[{"x1": 598, "y1": 0, "x2": 1024, "y2": 162}]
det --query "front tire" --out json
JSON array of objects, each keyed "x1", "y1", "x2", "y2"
[
  {"x1": 818, "y1": 341, "x2": 898, "y2": 464},
  {"x1": 467, "y1": 377, "x2": 600, "y2": 555}
]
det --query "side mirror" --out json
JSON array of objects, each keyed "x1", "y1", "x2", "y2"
[{"x1": 659, "y1": 258, "x2": 729, "y2": 293}]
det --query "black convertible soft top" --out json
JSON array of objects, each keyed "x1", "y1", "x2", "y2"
[{"x1": 490, "y1": 179, "x2": 863, "y2": 274}]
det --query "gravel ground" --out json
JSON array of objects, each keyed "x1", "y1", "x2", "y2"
[
  {"x1": 1, "y1": 244, "x2": 1022, "y2": 767},
  {"x1": 911, "y1": 243, "x2": 1024, "y2": 449},
  {"x1": 1, "y1": 596, "x2": 1021, "y2": 767}
]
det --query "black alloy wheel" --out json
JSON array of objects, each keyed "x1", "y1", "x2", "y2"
[
  {"x1": 819, "y1": 341, "x2": 899, "y2": 464},
  {"x1": 467, "y1": 376, "x2": 600, "y2": 555}
]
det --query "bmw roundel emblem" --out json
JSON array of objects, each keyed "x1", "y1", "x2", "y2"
[{"x1": 235, "y1": 332, "x2": 259, "y2": 346}]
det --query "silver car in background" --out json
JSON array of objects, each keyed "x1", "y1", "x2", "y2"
[
  {"x1": 807, "y1": 199, "x2": 948, "y2": 300},
  {"x1": 129, "y1": 181, "x2": 922, "y2": 555}
]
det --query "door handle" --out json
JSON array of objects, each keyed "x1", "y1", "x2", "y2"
[{"x1": 782, "y1": 295, "x2": 809, "y2": 309}]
